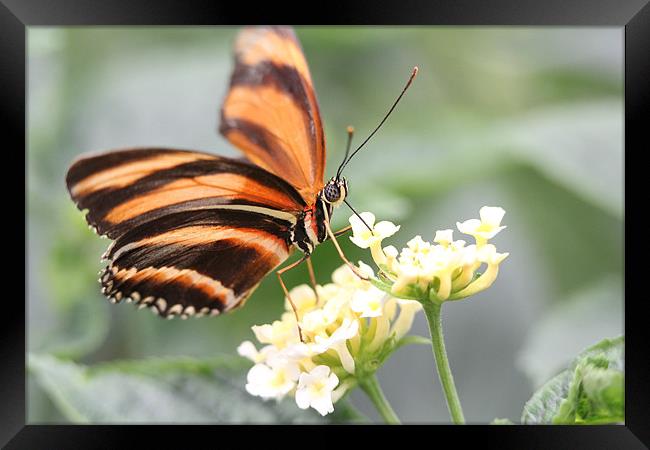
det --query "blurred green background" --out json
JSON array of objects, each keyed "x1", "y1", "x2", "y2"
[{"x1": 27, "y1": 27, "x2": 623, "y2": 423}]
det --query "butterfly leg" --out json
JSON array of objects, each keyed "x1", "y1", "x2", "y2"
[
  {"x1": 276, "y1": 255, "x2": 309, "y2": 343},
  {"x1": 322, "y1": 207, "x2": 369, "y2": 281},
  {"x1": 306, "y1": 256, "x2": 320, "y2": 304},
  {"x1": 332, "y1": 225, "x2": 352, "y2": 237}
]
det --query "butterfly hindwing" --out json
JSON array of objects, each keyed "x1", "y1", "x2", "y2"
[
  {"x1": 100, "y1": 209, "x2": 293, "y2": 318},
  {"x1": 219, "y1": 26, "x2": 326, "y2": 203},
  {"x1": 66, "y1": 148, "x2": 305, "y2": 317}
]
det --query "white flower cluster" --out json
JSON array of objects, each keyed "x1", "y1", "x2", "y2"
[
  {"x1": 239, "y1": 264, "x2": 422, "y2": 416},
  {"x1": 350, "y1": 207, "x2": 509, "y2": 302}
]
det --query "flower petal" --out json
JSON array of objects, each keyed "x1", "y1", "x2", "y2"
[
  {"x1": 374, "y1": 221, "x2": 400, "y2": 238},
  {"x1": 456, "y1": 219, "x2": 481, "y2": 235},
  {"x1": 237, "y1": 341, "x2": 259, "y2": 362},
  {"x1": 349, "y1": 212, "x2": 376, "y2": 235},
  {"x1": 479, "y1": 206, "x2": 506, "y2": 227},
  {"x1": 434, "y1": 229, "x2": 454, "y2": 246}
]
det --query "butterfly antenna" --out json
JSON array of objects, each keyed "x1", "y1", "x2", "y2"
[
  {"x1": 336, "y1": 126, "x2": 355, "y2": 179},
  {"x1": 343, "y1": 199, "x2": 373, "y2": 232},
  {"x1": 338, "y1": 66, "x2": 418, "y2": 174}
]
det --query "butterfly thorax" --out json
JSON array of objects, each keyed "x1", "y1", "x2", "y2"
[{"x1": 291, "y1": 177, "x2": 347, "y2": 255}]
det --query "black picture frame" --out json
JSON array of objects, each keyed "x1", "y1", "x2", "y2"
[{"x1": 5, "y1": 0, "x2": 648, "y2": 447}]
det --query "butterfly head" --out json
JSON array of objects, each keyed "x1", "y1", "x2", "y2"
[{"x1": 322, "y1": 177, "x2": 348, "y2": 208}]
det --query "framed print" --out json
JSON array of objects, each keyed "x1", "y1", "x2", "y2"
[{"x1": 4, "y1": 0, "x2": 649, "y2": 447}]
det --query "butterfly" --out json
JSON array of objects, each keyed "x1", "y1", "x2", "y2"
[{"x1": 66, "y1": 26, "x2": 416, "y2": 323}]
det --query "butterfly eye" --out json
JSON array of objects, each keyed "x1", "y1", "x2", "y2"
[{"x1": 324, "y1": 183, "x2": 341, "y2": 203}]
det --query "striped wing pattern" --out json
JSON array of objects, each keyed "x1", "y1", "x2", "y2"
[
  {"x1": 219, "y1": 26, "x2": 326, "y2": 203},
  {"x1": 66, "y1": 148, "x2": 305, "y2": 318}
]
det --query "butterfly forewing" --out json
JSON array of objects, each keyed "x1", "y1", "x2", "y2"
[
  {"x1": 219, "y1": 26, "x2": 326, "y2": 203},
  {"x1": 67, "y1": 148, "x2": 305, "y2": 238},
  {"x1": 66, "y1": 148, "x2": 304, "y2": 317}
]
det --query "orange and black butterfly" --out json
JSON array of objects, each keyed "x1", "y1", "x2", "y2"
[{"x1": 66, "y1": 26, "x2": 416, "y2": 321}]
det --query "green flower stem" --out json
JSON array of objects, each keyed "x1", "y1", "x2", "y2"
[
  {"x1": 359, "y1": 374, "x2": 401, "y2": 424},
  {"x1": 422, "y1": 301, "x2": 466, "y2": 424}
]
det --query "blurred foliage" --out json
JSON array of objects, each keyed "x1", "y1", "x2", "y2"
[
  {"x1": 28, "y1": 353, "x2": 368, "y2": 424},
  {"x1": 27, "y1": 27, "x2": 623, "y2": 423}
]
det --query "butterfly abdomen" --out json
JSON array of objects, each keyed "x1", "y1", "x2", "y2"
[{"x1": 291, "y1": 198, "x2": 332, "y2": 255}]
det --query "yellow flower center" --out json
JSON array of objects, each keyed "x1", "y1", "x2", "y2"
[
  {"x1": 309, "y1": 380, "x2": 326, "y2": 396},
  {"x1": 270, "y1": 370, "x2": 287, "y2": 388},
  {"x1": 360, "y1": 230, "x2": 374, "y2": 241},
  {"x1": 369, "y1": 299, "x2": 381, "y2": 312},
  {"x1": 476, "y1": 223, "x2": 494, "y2": 233}
]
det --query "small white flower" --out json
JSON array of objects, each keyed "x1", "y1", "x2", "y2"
[
  {"x1": 480, "y1": 206, "x2": 506, "y2": 228},
  {"x1": 332, "y1": 262, "x2": 376, "y2": 294},
  {"x1": 332, "y1": 264, "x2": 355, "y2": 286},
  {"x1": 324, "y1": 318, "x2": 360, "y2": 344},
  {"x1": 350, "y1": 288, "x2": 386, "y2": 318},
  {"x1": 456, "y1": 206, "x2": 506, "y2": 243},
  {"x1": 424, "y1": 246, "x2": 463, "y2": 300},
  {"x1": 390, "y1": 261, "x2": 422, "y2": 297},
  {"x1": 252, "y1": 319, "x2": 299, "y2": 349},
  {"x1": 383, "y1": 245, "x2": 399, "y2": 272},
  {"x1": 451, "y1": 239, "x2": 467, "y2": 252},
  {"x1": 449, "y1": 245, "x2": 509, "y2": 300},
  {"x1": 349, "y1": 213, "x2": 400, "y2": 266},
  {"x1": 476, "y1": 243, "x2": 509, "y2": 265},
  {"x1": 237, "y1": 341, "x2": 278, "y2": 364},
  {"x1": 332, "y1": 264, "x2": 364, "y2": 289},
  {"x1": 283, "y1": 341, "x2": 327, "y2": 360},
  {"x1": 349, "y1": 212, "x2": 399, "y2": 248},
  {"x1": 374, "y1": 220, "x2": 401, "y2": 239},
  {"x1": 433, "y1": 229, "x2": 454, "y2": 247},
  {"x1": 301, "y1": 309, "x2": 334, "y2": 336},
  {"x1": 459, "y1": 244, "x2": 478, "y2": 266},
  {"x1": 237, "y1": 341, "x2": 259, "y2": 361},
  {"x1": 245, "y1": 359, "x2": 300, "y2": 400},
  {"x1": 295, "y1": 365, "x2": 339, "y2": 416},
  {"x1": 284, "y1": 284, "x2": 317, "y2": 314},
  {"x1": 315, "y1": 283, "x2": 340, "y2": 305},
  {"x1": 320, "y1": 298, "x2": 350, "y2": 329},
  {"x1": 449, "y1": 264, "x2": 500, "y2": 300},
  {"x1": 357, "y1": 261, "x2": 376, "y2": 278},
  {"x1": 349, "y1": 212, "x2": 376, "y2": 249},
  {"x1": 315, "y1": 318, "x2": 359, "y2": 374},
  {"x1": 406, "y1": 235, "x2": 431, "y2": 253}
]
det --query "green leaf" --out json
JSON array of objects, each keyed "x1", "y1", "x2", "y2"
[
  {"x1": 553, "y1": 362, "x2": 623, "y2": 424},
  {"x1": 521, "y1": 369, "x2": 574, "y2": 424},
  {"x1": 521, "y1": 336, "x2": 624, "y2": 424},
  {"x1": 28, "y1": 353, "x2": 351, "y2": 424}
]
